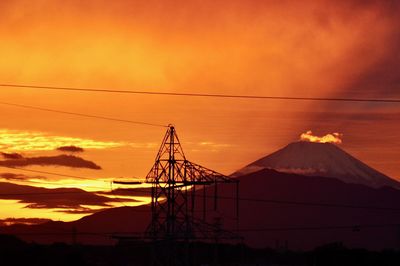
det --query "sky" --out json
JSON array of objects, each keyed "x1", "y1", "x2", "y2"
[{"x1": 0, "y1": 0, "x2": 399, "y2": 223}]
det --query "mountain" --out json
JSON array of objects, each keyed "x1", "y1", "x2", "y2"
[
  {"x1": 4, "y1": 169, "x2": 400, "y2": 250},
  {"x1": 0, "y1": 205, "x2": 150, "y2": 245},
  {"x1": 233, "y1": 141, "x2": 400, "y2": 189},
  {"x1": 2, "y1": 141, "x2": 399, "y2": 249},
  {"x1": 216, "y1": 169, "x2": 400, "y2": 250}
]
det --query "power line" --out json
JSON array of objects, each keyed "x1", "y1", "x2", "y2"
[
  {"x1": 0, "y1": 191, "x2": 103, "y2": 196},
  {"x1": 136, "y1": 189, "x2": 400, "y2": 212},
  {"x1": 0, "y1": 187, "x2": 148, "y2": 197},
  {"x1": 1, "y1": 83, "x2": 399, "y2": 103},
  {"x1": 234, "y1": 223, "x2": 400, "y2": 232},
  {"x1": 214, "y1": 195, "x2": 400, "y2": 212},
  {"x1": 8, "y1": 231, "x2": 135, "y2": 237},
  {"x1": 9, "y1": 223, "x2": 400, "y2": 236},
  {"x1": 0, "y1": 166, "x2": 122, "y2": 191},
  {"x1": 1, "y1": 167, "x2": 400, "y2": 213},
  {"x1": 0, "y1": 165, "x2": 106, "y2": 182},
  {"x1": 0, "y1": 101, "x2": 167, "y2": 128},
  {"x1": 0, "y1": 169, "x2": 398, "y2": 212},
  {"x1": 2, "y1": 182, "x2": 400, "y2": 213},
  {"x1": 11, "y1": 179, "x2": 107, "y2": 191}
]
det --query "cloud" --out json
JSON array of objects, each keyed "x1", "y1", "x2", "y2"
[
  {"x1": 56, "y1": 145, "x2": 85, "y2": 153},
  {"x1": 0, "y1": 173, "x2": 31, "y2": 181},
  {"x1": 0, "y1": 129, "x2": 124, "y2": 151},
  {"x1": 184, "y1": 141, "x2": 233, "y2": 153},
  {"x1": 0, "y1": 0, "x2": 398, "y2": 180},
  {"x1": 55, "y1": 207, "x2": 108, "y2": 215},
  {"x1": 300, "y1": 130, "x2": 343, "y2": 144},
  {"x1": 0, "y1": 217, "x2": 52, "y2": 226},
  {"x1": 1, "y1": 152, "x2": 23, "y2": 159},
  {"x1": 0, "y1": 154, "x2": 102, "y2": 170},
  {"x1": 0, "y1": 182, "x2": 136, "y2": 213},
  {"x1": 101, "y1": 187, "x2": 152, "y2": 197}
]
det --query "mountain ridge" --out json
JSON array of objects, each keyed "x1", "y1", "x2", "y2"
[
  {"x1": 3, "y1": 168, "x2": 400, "y2": 250},
  {"x1": 233, "y1": 141, "x2": 400, "y2": 189}
]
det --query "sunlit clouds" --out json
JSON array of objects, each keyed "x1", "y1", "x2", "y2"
[
  {"x1": 300, "y1": 130, "x2": 343, "y2": 144},
  {"x1": 0, "y1": 129, "x2": 124, "y2": 151}
]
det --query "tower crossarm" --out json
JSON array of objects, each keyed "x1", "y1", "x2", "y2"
[{"x1": 183, "y1": 160, "x2": 234, "y2": 184}]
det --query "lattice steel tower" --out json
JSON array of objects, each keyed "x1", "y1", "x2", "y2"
[
  {"x1": 115, "y1": 125, "x2": 240, "y2": 265},
  {"x1": 145, "y1": 125, "x2": 238, "y2": 242}
]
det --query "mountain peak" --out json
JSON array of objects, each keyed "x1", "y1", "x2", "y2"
[{"x1": 233, "y1": 141, "x2": 400, "y2": 189}]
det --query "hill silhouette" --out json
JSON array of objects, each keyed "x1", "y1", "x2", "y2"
[{"x1": 2, "y1": 169, "x2": 400, "y2": 250}]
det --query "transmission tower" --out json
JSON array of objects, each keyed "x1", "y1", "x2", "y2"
[{"x1": 115, "y1": 125, "x2": 240, "y2": 265}]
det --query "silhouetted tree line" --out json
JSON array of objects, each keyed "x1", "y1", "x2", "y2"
[{"x1": 0, "y1": 234, "x2": 399, "y2": 266}]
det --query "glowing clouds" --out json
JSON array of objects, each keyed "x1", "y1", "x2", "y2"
[
  {"x1": 300, "y1": 130, "x2": 343, "y2": 144},
  {"x1": 0, "y1": 129, "x2": 124, "y2": 151},
  {"x1": 0, "y1": 154, "x2": 102, "y2": 170}
]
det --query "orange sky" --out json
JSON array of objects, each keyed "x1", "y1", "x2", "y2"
[{"x1": 0, "y1": 0, "x2": 399, "y2": 222}]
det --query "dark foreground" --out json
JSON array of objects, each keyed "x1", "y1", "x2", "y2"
[{"x1": 1, "y1": 234, "x2": 399, "y2": 266}]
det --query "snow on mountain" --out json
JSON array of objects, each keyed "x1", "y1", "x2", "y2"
[{"x1": 233, "y1": 141, "x2": 400, "y2": 189}]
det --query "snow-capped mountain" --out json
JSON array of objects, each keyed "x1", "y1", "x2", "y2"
[{"x1": 233, "y1": 141, "x2": 400, "y2": 189}]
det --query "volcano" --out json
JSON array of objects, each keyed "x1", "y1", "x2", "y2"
[{"x1": 233, "y1": 141, "x2": 400, "y2": 189}]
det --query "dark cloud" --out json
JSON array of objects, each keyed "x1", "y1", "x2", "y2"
[
  {"x1": 305, "y1": 4, "x2": 400, "y2": 178},
  {"x1": 0, "y1": 173, "x2": 28, "y2": 181},
  {"x1": 0, "y1": 218, "x2": 51, "y2": 226},
  {"x1": 325, "y1": 5, "x2": 400, "y2": 102},
  {"x1": 101, "y1": 188, "x2": 151, "y2": 197},
  {"x1": 306, "y1": 111, "x2": 400, "y2": 123},
  {"x1": 343, "y1": 49, "x2": 400, "y2": 99},
  {"x1": 56, "y1": 145, "x2": 85, "y2": 153},
  {"x1": 1, "y1": 152, "x2": 23, "y2": 160},
  {"x1": 0, "y1": 155, "x2": 101, "y2": 170},
  {"x1": 0, "y1": 172, "x2": 48, "y2": 182},
  {"x1": 0, "y1": 182, "x2": 137, "y2": 213},
  {"x1": 55, "y1": 208, "x2": 108, "y2": 215}
]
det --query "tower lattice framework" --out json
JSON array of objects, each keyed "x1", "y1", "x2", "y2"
[
  {"x1": 145, "y1": 125, "x2": 238, "y2": 242},
  {"x1": 114, "y1": 125, "x2": 240, "y2": 265}
]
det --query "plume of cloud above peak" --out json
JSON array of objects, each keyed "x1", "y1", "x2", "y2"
[{"x1": 300, "y1": 130, "x2": 343, "y2": 144}]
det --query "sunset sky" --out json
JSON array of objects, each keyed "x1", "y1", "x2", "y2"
[{"x1": 0, "y1": 0, "x2": 399, "y2": 223}]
